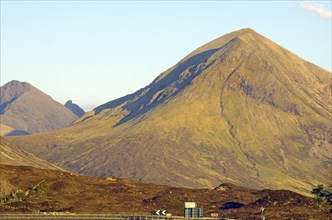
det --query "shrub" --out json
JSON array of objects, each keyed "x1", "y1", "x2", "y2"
[{"x1": 312, "y1": 184, "x2": 332, "y2": 212}]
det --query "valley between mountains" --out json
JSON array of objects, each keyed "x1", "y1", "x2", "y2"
[{"x1": 2, "y1": 28, "x2": 331, "y2": 199}]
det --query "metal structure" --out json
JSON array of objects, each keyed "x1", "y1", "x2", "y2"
[{"x1": 184, "y1": 202, "x2": 203, "y2": 218}]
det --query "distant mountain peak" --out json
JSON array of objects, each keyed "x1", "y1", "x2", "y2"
[{"x1": 64, "y1": 100, "x2": 85, "y2": 117}]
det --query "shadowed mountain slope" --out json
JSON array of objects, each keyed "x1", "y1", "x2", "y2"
[
  {"x1": 0, "y1": 81, "x2": 78, "y2": 134},
  {"x1": 0, "y1": 124, "x2": 29, "y2": 136},
  {"x1": 6, "y1": 28, "x2": 332, "y2": 195}
]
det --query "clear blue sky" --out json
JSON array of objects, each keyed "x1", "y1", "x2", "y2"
[{"x1": 1, "y1": 1, "x2": 331, "y2": 111}]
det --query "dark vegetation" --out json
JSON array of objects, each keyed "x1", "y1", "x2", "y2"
[{"x1": 312, "y1": 184, "x2": 332, "y2": 212}]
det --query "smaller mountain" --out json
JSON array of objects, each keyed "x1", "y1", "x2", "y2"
[
  {"x1": 0, "y1": 80, "x2": 78, "y2": 134},
  {"x1": 64, "y1": 100, "x2": 85, "y2": 117}
]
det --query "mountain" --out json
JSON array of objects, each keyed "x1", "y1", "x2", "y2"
[
  {"x1": 0, "y1": 139, "x2": 64, "y2": 170},
  {"x1": 6, "y1": 28, "x2": 332, "y2": 194},
  {"x1": 0, "y1": 80, "x2": 78, "y2": 134},
  {"x1": 64, "y1": 100, "x2": 85, "y2": 117},
  {"x1": 1, "y1": 164, "x2": 330, "y2": 218}
]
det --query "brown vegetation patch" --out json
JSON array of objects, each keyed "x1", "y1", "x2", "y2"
[{"x1": 0, "y1": 165, "x2": 331, "y2": 219}]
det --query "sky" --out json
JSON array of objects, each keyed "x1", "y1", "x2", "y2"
[{"x1": 1, "y1": 1, "x2": 331, "y2": 111}]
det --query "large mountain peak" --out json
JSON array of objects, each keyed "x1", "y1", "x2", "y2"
[{"x1": 92, "y1": 28, "x2": 309, "y2": 124}]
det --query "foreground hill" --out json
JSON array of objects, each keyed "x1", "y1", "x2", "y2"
[
  {"x1": 6, "y1": 28, "x2": 332, "y2": 194},
  {"x1": 0, "y1": 80, "x2": 78, "y2": 134},
  {"x1": 0, "y1": 164, "x2": 330, "y2": 219},
  {"x1": 0, "y1": 140, "x2": 64, "y2": 171}
]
